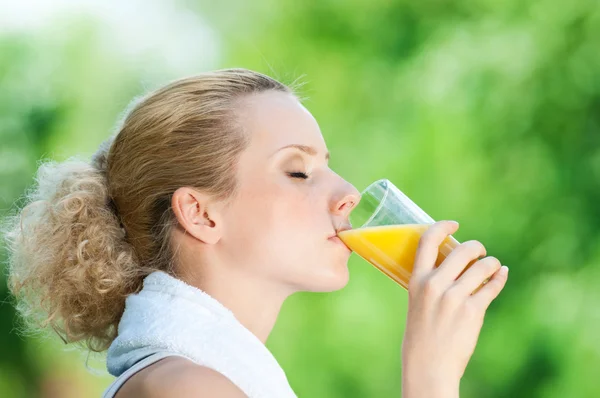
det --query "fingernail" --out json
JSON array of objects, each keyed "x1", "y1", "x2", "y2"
[
  {"x1": 449, "y1": 220, "x2": 459, "y2": 227},
  {"x1": 501, "y1": 265, "x2": 509, "y2": 274}
]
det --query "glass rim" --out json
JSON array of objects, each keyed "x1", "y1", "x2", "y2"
[{"x1": 356, "y1": 178, "x2": 391, "y2": 229}]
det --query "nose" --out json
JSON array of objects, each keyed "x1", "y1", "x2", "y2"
[{"x1": 331, "y1": 181, "x2": 361, "y2": 219}]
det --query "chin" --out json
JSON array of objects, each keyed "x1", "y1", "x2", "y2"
[{"x1": 302, "y1": 259, "x2": 350, "y2": 293}]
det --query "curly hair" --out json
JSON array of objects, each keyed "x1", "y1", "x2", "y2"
[{"x1": 2, "y1": 68, "x2": 293, "y2": 353}]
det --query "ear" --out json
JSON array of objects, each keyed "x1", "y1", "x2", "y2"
[{"x1": 171, "y1": 187, "x2": 224, "y2": 245}]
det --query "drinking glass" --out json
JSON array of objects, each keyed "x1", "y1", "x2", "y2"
[{"x1": 338, "y1": 179, "x2": 488, "y2": 291}]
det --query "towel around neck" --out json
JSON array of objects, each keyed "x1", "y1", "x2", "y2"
[{"x1": 106, "y1": 271, "x2": 297, "y2": 398}]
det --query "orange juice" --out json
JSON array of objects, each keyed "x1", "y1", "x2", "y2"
[{"x1": 338, "y1": 224, "x2": 480, "y2": 290}]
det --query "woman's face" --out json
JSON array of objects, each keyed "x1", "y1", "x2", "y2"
[{"x1": 220, "y1": 90, "x2": 361, "y2": 293}]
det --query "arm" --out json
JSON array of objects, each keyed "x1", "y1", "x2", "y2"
[
  {"x1": 119, "y1": 357, "x2": 247, "y2": 398},
  {"x1": 155, "y1": 366, "x2": 248, "y2": 398}
]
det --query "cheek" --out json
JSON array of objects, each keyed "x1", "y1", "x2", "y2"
[
  {"x1": 271, "y1": 187, "x2": 322, "y2": 237},
  {"x1": 224, "y1": 185, "x2": 285, "y2": 249},
  {"x1": 229, "y1": 185, "x2": 322, "y2": 259}
]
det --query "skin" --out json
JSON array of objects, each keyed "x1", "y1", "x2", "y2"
[{"x1": 116, "y1": 91, "x2": 509, "y2": 397}]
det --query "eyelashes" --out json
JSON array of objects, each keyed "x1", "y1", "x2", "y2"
[{"x1": 287, "y1": 171, "x2": 310, "y2": 180}]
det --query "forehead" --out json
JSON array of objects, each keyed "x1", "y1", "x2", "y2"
[{"x1": 237, "y1": 91, "x2": 327, "y2": 155}]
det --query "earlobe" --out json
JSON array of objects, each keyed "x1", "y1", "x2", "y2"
[{"x1": 172, "y1": 187, "x2": 222, "y2": 245}]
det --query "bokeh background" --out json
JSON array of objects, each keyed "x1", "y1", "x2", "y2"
[{"x1": 1, "y1": 0, "x2": 600, "y2": 397}]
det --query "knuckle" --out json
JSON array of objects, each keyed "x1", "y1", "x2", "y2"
[
  {"x1": 483, "y1": 256, "x2": 501, "y2": 271},
  {"x1": 423, "y1": 277, "x2": 443, "y2": 297},
  {"x1": 408, "y1": 275, "x2": 427, "y2": 297},
  {"x1": 408, "y1": 278, "x2": 420, "y2": 295},
  {"x1": 462, "y1": 240, "x2": 486, "y2": 256},
  {"x1": 407, "y1": 285, "x2": 420, "y2": 302},
  {"x1": 419, "y1": 222, "x2": 447, "y2": 247}
]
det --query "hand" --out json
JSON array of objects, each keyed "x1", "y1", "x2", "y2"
[{"x1": 401, "y1": 221, "x2": 509, "y2": 397}]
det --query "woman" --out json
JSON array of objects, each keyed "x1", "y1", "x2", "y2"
[{"x1": 3, "y1": 69, "x2": 508, "y2": 397}]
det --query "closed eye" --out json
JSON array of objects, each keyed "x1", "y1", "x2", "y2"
[{"x1": 287, "y1": 171, "x2": 309, "y2": 179}]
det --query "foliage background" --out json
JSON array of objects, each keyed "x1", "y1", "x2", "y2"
[{"x1": 1, "y1": 1, "x2": 599, "y2": 396}]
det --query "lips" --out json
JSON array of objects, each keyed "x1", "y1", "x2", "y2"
[
  {"x1": 329, "y1": 224, "x2": 352, "y2": 239},
  {"x1": 328, "y1": 233, "x2": 353, "y2": 253}
]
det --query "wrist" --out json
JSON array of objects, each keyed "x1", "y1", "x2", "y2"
[{"x1": 402, "y1": 371, "x2": 460, "y2": 398}]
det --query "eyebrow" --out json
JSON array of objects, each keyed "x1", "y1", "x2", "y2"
[{"x1": 274, "y1": 144, "x2": 330, "y2": 161}]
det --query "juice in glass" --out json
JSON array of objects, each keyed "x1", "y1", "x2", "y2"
[{"x1": 339, "y1": 224, "x2": 478, "y2": 290}]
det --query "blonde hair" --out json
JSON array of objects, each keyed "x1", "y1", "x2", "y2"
[{"x1": 2, "y1": 68, "x2": 293, "y2": 352}]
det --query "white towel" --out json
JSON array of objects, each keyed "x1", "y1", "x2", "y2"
[{"x1": 106, "y1": 271, "x2": 297, "y2": 398}]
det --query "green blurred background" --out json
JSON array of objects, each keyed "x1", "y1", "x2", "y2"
[{"x1": 1, "y1": 0, "x2": 600, "y2": 397}]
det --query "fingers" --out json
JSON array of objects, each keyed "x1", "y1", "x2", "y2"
[
  {"x1": 469, "y1": 265, "x2": 509, "y2": 310},
  {"x1": 412, "y1": 221, "x2": 460, "y2": 280},
  {"x1": 446, "y1": 256, "x2": 501, "y2": 297},
  {"x1": 432, "y1": 240, "x2": 487, "y2": 289}
]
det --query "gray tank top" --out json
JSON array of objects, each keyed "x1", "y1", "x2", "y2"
[{"x1": 102, "y1": 352, "x2": 191, "y2": 397}]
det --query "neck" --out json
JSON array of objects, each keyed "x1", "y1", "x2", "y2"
[{"x1": 178, "y1": 264, "x2": 291, "y2": 344}]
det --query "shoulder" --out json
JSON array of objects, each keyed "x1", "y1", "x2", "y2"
[{"x1": 115, "y1": 356, "x2": 247, "y2": 398}]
